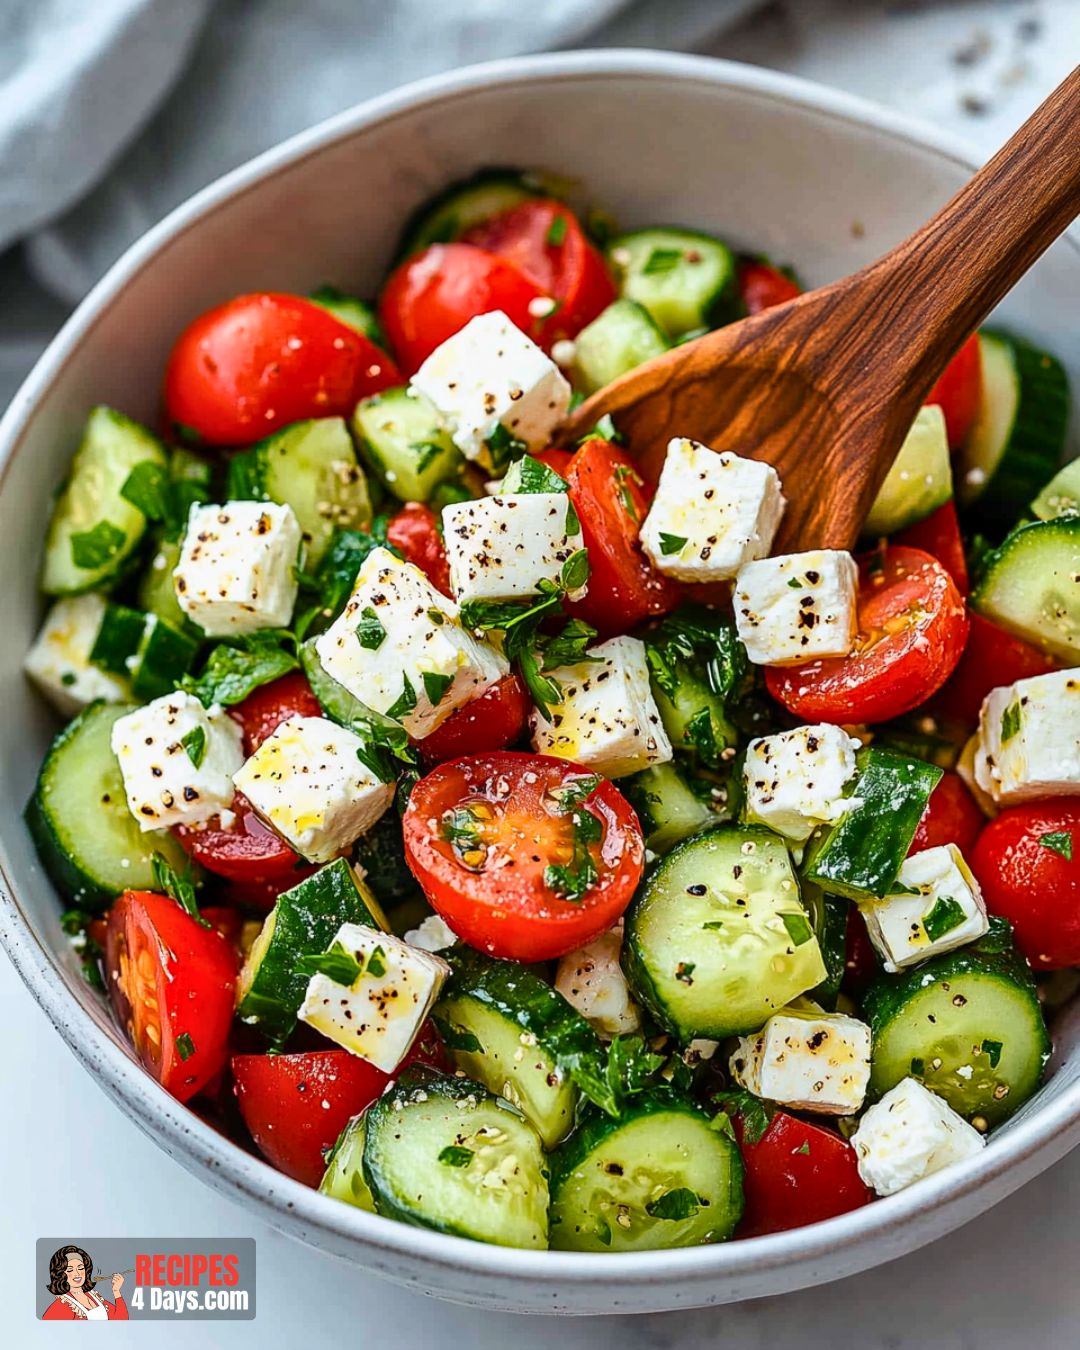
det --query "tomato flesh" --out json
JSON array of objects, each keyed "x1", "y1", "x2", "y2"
[
  {"x1": 462, "y1": 201, "x2": 615, "y2": 345},
  {"x1": 738, "y1": 261, "x2": 801, "y2": 315},
  {"x1": 932, "y1": 609, "x2": 1058, "y2": 727},
  {"x1": 734, "y1": 1111, "x2": 873, "y2": 1238},
  {"x1": 105, "y1": 891, "x2": 238, "y2": 1103},
  {"x1": 565, "y1": 437, "x2": 682, "y2": 637},
  {"x1": 378, "y1": 243, "x2": 545, "y2": 374},
  {"x1": 926, "y1": 333, "x2": 982, "y2": 450},
  {"x1": 402, "y1": 751, "x2": 644, "y2": 962},
  {"x1": 908, "y1": 771, "x2": 984, "y2": 856},
  {"x1": 173, "y1": 792, "x2": 304, "y2": 882},
  {"x1": 766, "y1": 546, "x2": 968, "y2": 724},
  {"x1": 164, "y1": 292, "x2": 399, "y2": 446},
  {"x1": 971, "y1": 799, "x2": 1080, "y2": 970},
  {"x1": 385, "y1": 502, "x2": 452, "y2": 597},
  {"x1": 417, "y1": 675, "x2": 530, "y2": 766},
  {"x1": 230, "y1": 670, "x2": 323, "y2": 756}
]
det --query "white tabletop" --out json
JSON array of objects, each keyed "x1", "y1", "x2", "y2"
[{"x1": 7, "y1": 1, "x2": 1080, "y2": 1344}]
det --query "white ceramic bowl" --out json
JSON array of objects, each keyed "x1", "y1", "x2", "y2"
[{"x1": 1, "y1": 51, "x2": 1078, "y2": 1316}]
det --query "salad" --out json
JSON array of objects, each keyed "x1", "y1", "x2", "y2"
[{"x1": 23, "y1": 169, "x2": 1079, "y2": 1253}]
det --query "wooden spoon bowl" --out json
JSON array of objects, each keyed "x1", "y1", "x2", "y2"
[{"x1": 561, "y1": 66, "x2": 1080, "y2": 553}]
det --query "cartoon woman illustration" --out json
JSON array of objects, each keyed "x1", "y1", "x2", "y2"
[{"x1": 42, "y1": 1245, "x2": 129, "y2": 1320}]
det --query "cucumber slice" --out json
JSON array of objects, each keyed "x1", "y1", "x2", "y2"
[
  {"x1": 624, "y1": 824, "x2": 826, "y2": 1040},
  {"x1": 351, "y1": 388, "x2": 463, "y2": 504},
  {"x1": 804, "y1": 885, "x2": 850, "y2": 1010},
  {"x1": 225, "y1": 417, "x2": 371, "y2": 567},
  {"x1": 643, "y1": 608, "x2": 746, "y2": 770},
  {"x1": 137, "y1": 535, "x2": 188, "y2": 630},
  {"x1": 549, "y1": 1094, "x2": 743, "y2": 1252},
  {"x1": 435, "y1": 947, "x2": 607, "y2": 1148},
  {"x1": 363, "y1": 1067, "x2": 549, "y2": 1249},
  {"x1": 396, "y1": 169, "x2": 539, "y2": 259},
  {"x1": 88, "y1": 603, "x2": 145, "y2": 676},
  {"x1": 864, "y1": 405, "x2": 952, "y2": 536},
  {"x1": 865, "y1": 919, "x2": 1049, "y2": 1126},
  {"x1": 309, "y1": 286, "x2": 386, "y2": 349},
  {"x1": 41, "y1": 407, "x2": 167, "y2": 595},
  {"x1": 571, "y1": 299, "x2": 669, "y2": 395},
  {"x1": 619, "y1": 761, "x2": 716, "y2": 855},
  {"x1": 129, "y1": 615, "x2": 200, "y2": 702},
  {"x1": 24, "y1": 701, "x2": 189, "y2": 909},
  {"x1": 803, "y1": 748, "x2": 943, "y2": 902},
  {"x1": 606, "y1": 228, "x2": 739, "y2": 339},
  {"x1": 972, "y1": 516, "x2": 1080, "y2": 662},
  {"x1": 1031, "y1": 458, "x2": 1080, "y2": 521},
  {"x1": 237, "y1": 858, "x2": 388, "y2": 1047},
  {"x1": 959, "y1": 331, "x2": 1069, "y2": 530},
  {"x1": 319, "y1": 1113, "x2": 376, "y2": 1211}
]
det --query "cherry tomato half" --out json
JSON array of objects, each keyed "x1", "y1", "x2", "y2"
[
  {"x1": 926, "y1": 333, "x2": 982, "y2": 450},
  {"x1": 463, "y1": 201, "x2": 615, "y2": 345},
  {"x1": 230, "y1": 670, "x2": 323, "y2": 756},
  {"x1": 909, "y1": 771, "x2": 985, "y2": 856},
  {"x1": 894, "y1": 499, "x2": 969, "y2": 594},
  {"x1": 385, "y1": 502, "x2": 452, "y2": 596},
  {"x1": 734, "y1": 1111, "x2": 873, "y2": 1238},
  {"x1": 164, "y1": 293, "x2": 399, "y2": 446},
  {"x1": 378, "y1": 243, "x2": 545, "y2": 374},
  {"x1": 931, "y1": 609, "x2": 1058, "y2": 727},
  {"x1": 766, "y1": 546, "x2": 968, "y2": 725},
  {"x1": 738, "y1": 260, "x2": 801, "y2": 315},
  {"x1": 971, "y1": 799, "x2": 1080, "y2": 970},
  {"x1": 565, "y1": 436, "x2": 682, "y2": 638},
  {"x1": 222, "y1": 867, "x2": 320, "y2": 913},
  {"x1": 402, "y1": 751, "x2": 644, "y2": 962},
  {"x1": 418, "y1": 675, "x2": 530, "y2": 766},
  {"x1": 106, "y1": 891, "x2": 238, "y2": 1103},
  {"x1": 173, "y1": 792, "x2": 303, "y2": 883},
  {"x1": 233, "y1": 1022, "x2": 446, "y2": 1188}
]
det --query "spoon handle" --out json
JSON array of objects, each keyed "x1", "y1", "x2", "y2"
[{"x1": 865, "y1": 64, "x2": 1080, "y2": 399}]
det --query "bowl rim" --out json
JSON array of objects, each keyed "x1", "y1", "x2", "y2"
[{"x1": 2, "y1": 47, "x2": 1079, "y2": 1293}]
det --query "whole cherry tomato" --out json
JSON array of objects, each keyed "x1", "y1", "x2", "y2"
[
  {"x1": 385, "y1": 502, "x2": 452, "y2": 596},
  {"x1": 417, "y1": 675, "x2": 530, "y2": 766},
  {"x1": 909, "y1": 771, "x2": 985, "y2": 856},
  {"x1": 230, "y1": 670, "x2": 323, "y2": 756}
]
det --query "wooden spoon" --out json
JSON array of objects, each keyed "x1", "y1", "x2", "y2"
[{"x1": 560, "y1": 66, "x2": 1080, "y2": 553}]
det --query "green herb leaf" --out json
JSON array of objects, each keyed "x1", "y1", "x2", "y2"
[
  {"x1": 794, "y1": 1141, "x2": 811, "y2": 1156},
  {"x1": 386, "y1": 673, "x2": 418, "y2": 721},
  {"x1": 440, "y1": 805, "x2": 486, "y2": 853},
  {"x1": 71, "y1": 520, "x2": 127, "y2": 571},
  {"x1": 293, "y1": 528, "x2": 390, "y2": 640},
  {"x1": 787, "y1": 576, "x2": 803, "y2": 589},
  {"x1": 484, "y1": 422, "x2": 529, "y2": 470},
  {"x1": 645, "y1": 1187, "x2": 701, "y2": 1221},
  {"x1": 781, "y1": 912, "x2": 813, "y2": 948},
  {"x1": 182, "y1": 630, "x2": 300, "y2": 707},
  {"x1": 431, "y1": 1015, "x2": 482, "y2": 1054},
  {"x1": 702, "y1": 920, "x2": 724, "y2": 931},
  {"x1": 675, "y1": 961, "x2": 696, "y2": 984},
  {"x1": 180, "y1": 725, "x2": 207, "y2": 769},
  {"x1": 565, "y1": 499, "x2": 581, "y2": 537},
  {"x1": 922, "y1": 893, "x2": 967, "y2": 943},
  {"x1": 579, "y1": 413, "x2": 624, "y2": 446},
  {"x1": 658, "y1": 532, "x2": 688, "y2": 556},
  {"x1": 502, "y1": 455, "x2": 568, "y2": 495},
  {"x1": 438, "y1": 1145, "x2": 474, "y2": 1168},
  {"x1": 546, "y1": 214, "x2": 568, "y2": 247},
  {"x1": 176, "y1": 1032, "x2": 196, "y2": 1062},
  {"x1": 641, "y1": 247, "x2": 683, "y2": 276},
  {"x1": 356, "y1": 606, "x2": 386, "y2": 650},
  {"x1": 422, "y1": 670, "x2": 453, "y2": 706},
  {"x1": 1040, "y1": 830, "x2": 1073, "y2": 861},
  {"x1": 539, "y1": 618, "x2": 598, "y2": 671},
  {"x1": 711, "y1": 1088, "x2": 775, "y2": 1146},
  {"x1": 150, "y1": 853, "x2": 209, "y2": 928},
  {"x1": 295, "y1": 945, "x2": 363, "y2": 986},
  {"x1": 366, "y1": 945, "x2": 387, "y2": 978},
  {"x1": 560, "y1": 548, "x2": 591, "y2": 592},
  {"x1": 120, "y1": 461, "x2": 171, "y2": 522},
  {"x1": 613, "y1": 463, "x2": 641, "y2": 521},
  {"x1": 543, "y1": 777, "x2": 603, "y2": 902},
  {"x1": 709, "y1": 1111, "x2": 736, "y2": 1140},
  {"x1": 410, "y1": 441, "x2": 447, "y2": 475},
  {"x1": 1000, "y1": 700, "x2": 1022, "y2": 743},
  {"x1": 981, "y1": 1039, "x2": 1003, "y2": 1068}
]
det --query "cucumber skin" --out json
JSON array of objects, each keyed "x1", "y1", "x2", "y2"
[
  {"x1": 863, "y1": 918, "x2": 1050, "y2": 1117},
  {"x1": 395, "y1": 169, "x2": 539, "y2": 261},
  {"x1": 971, "y1": 516, "x2": 1080, "y2": 662},
  {"x1": 804, "y1": 749, "x2": 943, "y2": 902}
]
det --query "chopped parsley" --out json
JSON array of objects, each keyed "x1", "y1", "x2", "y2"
[
  {"x1": 546, "y1": 214, "x2": 568, "y2": 247},
  {"x1": 180, "y1": 725, "x2": 206, "y2": 769},
  {"x1": 484, "y1": 422, "x2": 529, "y2": 471},
  {"x1": 386, "y1": 672, "x2": 418, "y2": 721},
  {"x1": 410, "y1": 440, "x2": 446, "y2": 474},
  {"x1": 176, "y1": 1032, "x2": 196, "y2": 1062},
  {"x1": 182, "y1": 629, "x2": 300, "y2": 707},
  {"x1": 295, "y1": 944, "x2": 363, "y2": 987},
  {"x1": 431, "y1": 1016, "x2": 482, "y2": 1054},
  {"x1": 1000, "y1": 700, "x2": 1022, "y2": 743},
  {"x1": 645, "y1": 1188, "x2": 701, "y2": 1220},
  {"x1": 981, "y1": 1039, "x2": 1003, "y2": 1068},
  {"x1": 781, "y1": 912, "x2": 813, "y2": 947},
  {"x1": 613, "y1": 463, "x2": 642, "y2": 521},
  {"x1": 658, "y1": 533, "x2": 688, "y2": 556},
  {"x1": 543, "y1": 775, "x2": 603, "y2": 902},
  {"x1": 560, "y1": 548, "x2": 590, "y2": 592},
  {"x1": 641, "y1": 247, "x2": 683, "y2": 276},
  {"x1": 421, "y1": 670, "x2": 453, "y2": 706},
  {"x1": 438, "y1": 1145, "x2": 474, "y2": 1168},
  {"x1": 794, "y1": 1141, "x2": 811, "y2": 1156},
  {"x1": 70, "y1": 520, "x2": 127, "y2": 571},
  {"x1": 787, "y1": 576, "x2": 803, "y2": 589},
  {"x1": 921, "y1": 894, "x2": 967, "y2": 942},
  {"x1": 120, "y1": 461, "x2": 171, "y2": 522},
  {"x1": 355, "y1": 606, "x2": 386, "y2": 650},
  {"x1": 711, "y1": 1089, "x2": 775, "y2": 1145},
  {"x1": 579, "y1": 413, "x2": 624, "y2": 446},
  {"x1": 366, "y1": 945, "x2": 387, "y2": 978},
  {"x1": 151, "y1": 853, "x2": 209, "y2": 928}
]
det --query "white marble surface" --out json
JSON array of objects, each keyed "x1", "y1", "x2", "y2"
[{"x1": 5, "y1": 1, "x2": 1080, "y2": 1344}]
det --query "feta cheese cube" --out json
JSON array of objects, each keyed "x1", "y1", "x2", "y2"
[
  {"x1": 531, "y1": 634, "x2": 673, "y2": 779},
  {"x1": 24, "y1": 595, "x2": 129, "y2": 717},
  {"x1": 403, "y1": 913, "x2": 458, "y2": 954},
  {"x1": 299, "y1": 921, "x2": 450, "y2": 1072},
  {"x1": 734, "y1": 549, "x2": 858, "y2": 665},
  {"x1": 861, "y1": 843, "x2": 989, "y2": 972},
  {"x1": 314, "y1": 547, "x2": 507, "y2": 739},
  {"x1": 640, "y1": 437, "x2": 785, "y2": 581},
  {"x1": 743, "y1": 723, "x2": 861, "y2": 842},
  {"x1": 410, "y1": 311, "x2": 571, "y2": 468},
  {"x1": 554, "y1": 923, "x2": 641, "y2": 1039},
  {"x1": 233, "y1": 715, "x2": 394, "y2": 862},
  {"x1": 851, "y1": 1077, "x2": 985, "y2": 1196},
  {"x1": 110, "y1": 692, "x2": 243, "y2": 830},
  {"x1": 974, "y1": 668, "x2": 1080, "y2": 805},
  {"x1": 730, "y1": 1009, "x2": 872, "y2": 1115},
  {"x1": 173, "y1": 500, "x2": 302, "y2": 637},
  {"x1": 442, "y1": 492, "x2": 585, "y2": 603}
]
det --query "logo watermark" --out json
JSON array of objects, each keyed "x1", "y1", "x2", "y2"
[{"x1": 36, "y1": 1239, "x2": 256, "y2": 1321}]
